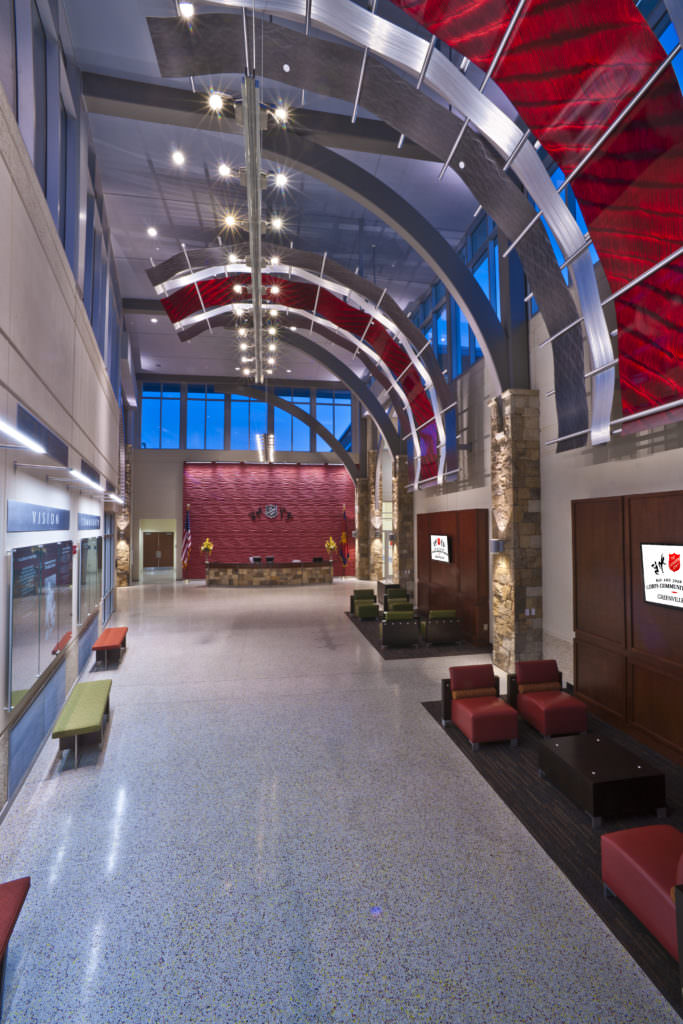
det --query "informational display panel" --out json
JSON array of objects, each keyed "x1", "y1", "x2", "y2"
[
  {"x1": 430, "y1": 534, "x2": 451, "y2": 563},
  {"x1": 79, "y1": 536, "x2": 102, "y2": 622},
  {"x1": 641, "y1": 544, "x2": 683, "y2": 608},
  {"x1": 10, "y1": 542, "x2": 73, "y2": 707}
]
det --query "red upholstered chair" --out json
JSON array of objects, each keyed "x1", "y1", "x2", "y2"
[
  {"x1": 602, "y1": 825, "x2": 683, "y2": 974},
  {"x1": 508, "y1": 659, "x2": 587, "y2": 738},
  {"x1": 441, "y1": 664, "x2": 518, "y2": 750},
  {"x1": 0, "y1": 876, "x2": 30, "y2": 1009}
]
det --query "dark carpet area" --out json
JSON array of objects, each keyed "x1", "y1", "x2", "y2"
[
  {"x1": 345, "y1": 611, "x2": 490, "y2": 660},
  {"x1": 422, "y1": 700, "x2": 683, "y2": 1017}
]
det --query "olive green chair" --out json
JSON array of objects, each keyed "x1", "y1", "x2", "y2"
[
  {"x1": 380, "y1": 609, "x2": 420, "y2": 647},
  {"x1": 419, "y1": 609, "x2": 463, "y2": 645},
  {"x1": 350, "y1": 589, "x2": 376, "y2": 615}
]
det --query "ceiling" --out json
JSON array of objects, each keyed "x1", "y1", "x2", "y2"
[{"x1": 59, "y1": 0, "x2": 511, "y2": 387}]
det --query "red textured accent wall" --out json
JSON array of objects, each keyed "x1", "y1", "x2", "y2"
[{"x1": 183, "y1": 463, "x2": 356, "y2": 579}]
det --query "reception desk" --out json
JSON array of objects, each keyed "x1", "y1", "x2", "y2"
[{"x1": 206, "y1": 561, "x2": 333, "y2": 587}]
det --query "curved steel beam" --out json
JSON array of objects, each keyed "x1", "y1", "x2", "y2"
[
  {"x1": 229, "y1": 382, "x2": 357, "y2": 480},
  {"x1": 153, "y1": 4, "x2": 614, "y2": 444}
]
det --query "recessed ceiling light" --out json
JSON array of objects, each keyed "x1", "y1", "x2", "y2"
[
  {"x1": 266, "y1": 368, "x2": 273, "y2": 375},
  {"x1": 233, "y1": 284, "x2": 243, "y2": 294},
  {"x1": 269, "y1": 255, "x2": 280, "y2": 265},
  {"x1": 239, "y1": 342, "x2": 248, "y2": 351},
  {"x1": 178, "y1": 3, "x2": 195, "y2": 20},
  {"x1": 268, "y1": 326, "x2": 277, "y2": 336},
  {"x1": 458, "y1": 160, "x2": 465, "y2": 170},
  {"x1": 241, "y1": 356, "x2": 249, "y2": 363},
  {"x1": 270, "y1": 309, "x2": 278, "y2": 317},
  {"x1": 208, "y1": 91, "x2": 224, "y2": 112},
  {"x1": 274, "y1": 172, "x2": 288, "y2": 188},
  {"x1": 228, "y1": 252, "x2": 238, "y2": 263},
  {"x1": 290, "y1": 326, "x2": 297, "y2": 332},
  {"x1": 286, "y1": 368, "x2": 293, "y2": 373},
  {"x1": 268, "y1": 343, "x2": 277, "y2": 352},
  {"x1": 171, "y1": 149, "x2": 186, "y2": 166},
  {"x1": 271, "y1": 216, "x2": 283, "y2": 231},
  {"x1": 282, "y1": 64, "x2": 290, "y2": 73},
  {"x1": 224, "y1": 213, "x2": 238, "y2": 229},
  {"x1": 267, "y1": 357, "x2": 275, "y2": 365},
  {"x1": 147, "y1": 226, "x2": 158, "y2": 238},
  {"x1": 270, "y1": 285, "x2": 280, "y2": 295},
  {"x1": 273, "y1": 105, "x2": 289, "y2": 124},
  {"x1": 238, "y1": 327, "x2": 247, "y2": 337},
  {"x1": 242, "y1": 367, "x2": 251, "y2": 375},
  {"x1": 218, "y1": 162, "x2": 231, "y2": 178},
  {"x1": 150, "y1": 317, "x2": 158, "y2": 324}
]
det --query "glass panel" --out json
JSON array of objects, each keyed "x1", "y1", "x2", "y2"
[
  {"x1": 31, "y1": 1, "x2": 47, "y2": 192},
  {"x1": 186, "y1": 396, "x2": 205, "y2": 449},
  {"x1": 230, "y1": 396, "x2": 250, "y2": 449},
  {"x1": 473, "y1": 253, "x2": 490, "y2": 298},
  {"x1": 140, "y1": 397, "x2": 160, "y2": 448},
  {"x1": 249, "y1": 401, "x2": 267, "y2": 447},
  {"x1": 273, "y1": 406, "x2": 293, "y2": 451},
  {"x1": 205, "y1": 395, "x2": 224, "y2": 449},
  {"x1": 435, "y1": 306, "x2": 448, "y2": 371},
  {"x1": 492, "y1": 240, "x2": 501, "y2": 318},
  {"x1": 292, "y1": 416, "x2": 310, "y2": 451},
  {"x1": 315, "y1": 394, "x2": 334, "y2": 452},
  {"x1": 335, "y1": 403, "x2": 352, "y2": 443},
  {"x1": 161, "y1": 389, "x2": 180, "y2": 449}
]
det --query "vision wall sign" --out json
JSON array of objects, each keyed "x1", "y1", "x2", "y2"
[
  {"x1": 7, "y1": 500, "x2": 70, "y2": 533},
  {"x1": 642, "y1": 544, "x2": 683, "y2": 608}
]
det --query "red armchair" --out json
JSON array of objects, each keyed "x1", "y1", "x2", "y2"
[
  {"x1": 508, "y1": 659, "x2": 587, "y2": 738},
  {"x1": 602, "y1": 825, "x2": 683, "y2": 981},
  {"x1": 441, "y1": 664, "x2": 518, "y2": 750}
]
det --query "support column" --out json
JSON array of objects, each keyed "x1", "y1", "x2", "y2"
[
  {"x1": 355, "y1": 477, "x2": 370, "y2": 580},
  {"x1": 367, "y1": 449, "x2": 383, "y2": 581},
  {"x1": 392, "y1": 455, "x2": 414, "y2": 590},
  {"x1": 489, "y1": 390, "x2": 542, "y2": 673},
  {"x1": 115, "y1": 443, "x2": 132, "y2": 587}
]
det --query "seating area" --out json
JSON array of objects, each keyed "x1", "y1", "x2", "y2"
[
  {"x1": 52, "y1": 678, "x2": 112, "y2": 768},
  {"x1": 0, "y1": 877, "x2": 30, "y2": 1016}
]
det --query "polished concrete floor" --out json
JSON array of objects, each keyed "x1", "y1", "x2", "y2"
[{"x1": 0, "y1": 578, "x2": 679, "y2": 1023}]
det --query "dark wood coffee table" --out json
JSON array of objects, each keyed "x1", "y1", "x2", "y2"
[{"x1": 538, "y1": 733, "x2": 667, "y2": 829}]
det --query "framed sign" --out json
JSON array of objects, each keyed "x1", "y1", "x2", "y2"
[{"x1": 641, "y1": 544, "x2": 683, "y2": 608}]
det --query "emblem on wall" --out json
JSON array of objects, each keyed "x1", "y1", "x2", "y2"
[
  {"x1": 249, "y1": 504, "x2": 293, "y2": 522},
  {"x1": 265, "y1": 504, "x2": 278, "y2": 519}
]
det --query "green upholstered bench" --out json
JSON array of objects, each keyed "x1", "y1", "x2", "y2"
[
  {"x1": 419, "y1": 610, "x2": 463, "y2": 645},
  {"x1": 380, "y1": 609, "x2": 420, "y2": 647},
  {"x1": 0, "y1": 876, "x2": 30, "y2": 1011},
  {"x1": 52, "y1": 679, "x2": 112, "y2": 767}
]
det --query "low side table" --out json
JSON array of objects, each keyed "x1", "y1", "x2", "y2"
[{"x1": 538, "y1": 733, "x2": 667, "y2": 829}]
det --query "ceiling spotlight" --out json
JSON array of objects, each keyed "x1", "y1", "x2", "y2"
[
  {"x1": 178, "y1": 2, "x2": 195, "y2": 19},
  {"x1": 233, "y1": 284, "x2": 243, "y2": 294},
  {"x1": 241, "y1": 356, "x2": 249, "y2": 363},
  {"x1": 266, "y1": 368, "x2": 273, "y2": 375},
  {"x1": 150, "y1": 317, "x2": 158, "y2": 324},
  {"x1": 171, "y1": 149, "x2": 186, "y2": 167},
  {"x1": 267, "y1": 357, "x2": 275, "y2": 365},
  {"x1": 268, "y1": 326, "x2": 277, "y2": 336},
  {"x1": 269, "y1": 255, "x2": 280, "y2": 265},
  {"x1": 224, "y1": 213, "x2": 238, "y2": 229},
  {"x1": 240, "y1": 344, "x2": 248, "y2": 353},
  {"x1": 282, "y1": 64, "x2": 290, "y2": 74},
  {"x1": 270, "y1": 216, "x2": 283, "y2": 231},
  {"x1": 208, "y1": 91, "x2": 224, "y2": 113},
  {"x1": 270, "y1": 285, "x2": 280, "y2": 295},
  {"x1": 237, "y1": 327, "x2": 247, "y2": 337},
  {"x1": 290, "y1": 326, "x2": 297, "y2": 332},
  {"x1": 146, "y1": 226, "x2": 158, "y2": 238},
  {"x1": 228, "y1": 252, "x2": 238, "y2": 263},
  {"x1": 218, "y1": 162, "x2": 232, "y2": 178},
  {"x1": 273, "y1": 105, "x2": 289, "y2": 124},
  {"x1": 273, "y1": 172, "x2": 288, "y2": 188},
  {"x1": 286, "y1": 368, "x2": 293, "y2": 373},
  {"x1": 458, "y1": 160, "x2": 466, "y2": 170},
  {"x1": 242, "y1": 367, "x2": 251, "y2": 375},
  {"x1": 270, "y1": 309, "x2": 279, "y2": 317},
  {"x1": 268, "y1": 343, "x2": 277, "y2": 352}
]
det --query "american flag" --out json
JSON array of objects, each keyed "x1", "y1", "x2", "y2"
[{"x1": 181, "y1": 505, "x2": 191, "y2": 569}]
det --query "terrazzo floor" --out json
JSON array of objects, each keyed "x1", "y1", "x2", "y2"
[{"x1": 0, "y1": 578, "x2": 679, "y2": 1024}]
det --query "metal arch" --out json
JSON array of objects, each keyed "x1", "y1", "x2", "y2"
[
  {"x1": 228, "y1": 382, "x2": 358, "y2": 481},
  {"x1": 195, "y1": 0, "x2": 613, "y2": 443},
  {"x1": 152, "y1": 246, "x2": 447, "y2": 461}
]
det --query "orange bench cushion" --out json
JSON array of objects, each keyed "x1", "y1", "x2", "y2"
[{"x1": 92, "y1": 627, "x2": 128, "y2": 651}]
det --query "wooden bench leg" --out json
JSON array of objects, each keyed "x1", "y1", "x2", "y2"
[{"x1": 74, "y1": 733, "x2": 78, "y2": 769}]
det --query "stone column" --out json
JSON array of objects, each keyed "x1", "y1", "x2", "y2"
[
  {"x1": 355, "y1": 477, "x2": 370, "y2": 580},
  {"x1": 489, "y1": 390, "x2": 542, "y2": 673},
  {"x1": 392, "y1": 455, "x2": 414, "y2": 590},
  {"x1": 367, "y1": 449, "x2": 384, "y2": 581},
  {"x1": 115, "y1": 443, "x2": 132, "y2": 587}
]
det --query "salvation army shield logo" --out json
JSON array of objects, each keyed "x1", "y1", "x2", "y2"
[
  {"x1": 669, "y1": 552, "x2": 681, "y2": 573},
  {"x1": 264, "y1": 504, "x2": 278, "y2": 519}
]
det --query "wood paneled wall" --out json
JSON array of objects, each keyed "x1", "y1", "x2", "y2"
[
  {"x1": 416, "y1": 509, "x2": 489, "y2": 645},
  {"x1": 573, "y1": 491, "x2": 683, "y2": 761}
]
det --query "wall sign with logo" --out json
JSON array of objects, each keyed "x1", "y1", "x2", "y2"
[
  {"x1": 430, "y1": 534, "x2": 451, "y2": 563},
  {"x1": 641, "y1": 544, "x2": 683, "y2": 607},
  {"x1": 78, "y1": 513, "x2": 101, "y2": 531},
  {"x1": 249, "y1": 504, "x2": 293, "y2": 522},
  {"x1": 7, "y1": 500, "x2": 70, "y2": 533}
]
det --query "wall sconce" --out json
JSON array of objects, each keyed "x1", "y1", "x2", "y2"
[{"x1": 490, "y1": 538, "x2": 504, "y2": 554}]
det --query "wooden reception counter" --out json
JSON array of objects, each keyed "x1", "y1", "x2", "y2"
[{"x1": 206, "y1": 561, "x2": 334, "y2": 587}]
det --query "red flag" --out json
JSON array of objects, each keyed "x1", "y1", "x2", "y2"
[{"x1": 339, "y1": 506, "x2": 349, "y2": 566}]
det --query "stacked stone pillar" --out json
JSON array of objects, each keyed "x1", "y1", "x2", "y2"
[
  {"x1": 115, "y1": 443, "x2": 132, "y2": 587},
  {"x1": 392, "y1": 455, "x2": 413, "y2": 589},
  {"x1": 367, "y1": 449, "x2": 384, "y2": 580},
  {"x1": 489, "y1": 390, "x2": 542, "y2": 673},
  {"x1": 355, "y1": 476, "x2": 370, "y2": 580}
]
